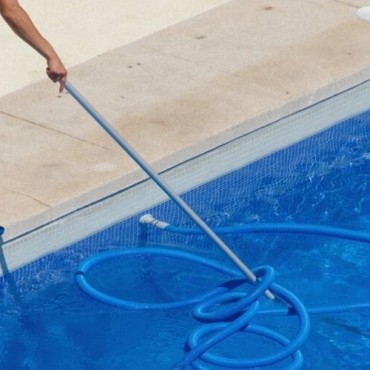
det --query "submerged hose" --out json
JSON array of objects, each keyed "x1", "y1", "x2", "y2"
[
  {"x1": 76, "y1": 248, "x2": 310, "y2": 369},
  {"x1": 139, "y1": 214, "x2": 370, "y2": 244},
  {"x1": 76, "y1": 216, "x2": 370, "y2": 369},
  {"x1": 176, "y1": 266, "x2": 310, "y2": 370}
]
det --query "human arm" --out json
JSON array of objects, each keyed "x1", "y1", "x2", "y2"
[{"x1": 0, "y1": 0, "x2": 67, "y2": 92}]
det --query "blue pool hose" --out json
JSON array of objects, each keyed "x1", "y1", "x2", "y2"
[
  {"x1": 65, "y1": 81, "x2": 274, "y2": 298},
  {"x1": 76, "y1": 248, "x2": 309, "y2": 369},
  {"x1": 76, "y1": 217, "x2": 370, "y2": 369},
  {"x1": 140, "y1": 214, "x2": 370, "y2": 244}
]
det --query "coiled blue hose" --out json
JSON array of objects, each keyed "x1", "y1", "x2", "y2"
[
  {"x1": 76, "y1": 247, "x2": 310, "y2": 369},
  {"x1": 176, "y1": 266, "x2": 310, "y2": 370},
  {"x1": 75, "y1": 219, "x2": 370, "y2": 369}
]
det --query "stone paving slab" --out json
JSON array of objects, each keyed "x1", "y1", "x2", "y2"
[
  {"x1": 0, "y1": 0, "x2": 228, "y2": 96},
  {"x1": 1, "y1": 0, "x2": 370, "y2": 241}
]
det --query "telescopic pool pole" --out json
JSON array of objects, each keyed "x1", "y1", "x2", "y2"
[{"x1": 65, "y1": 81, "x2": 274, "y2": 300}]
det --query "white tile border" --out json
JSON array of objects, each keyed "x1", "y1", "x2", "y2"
[{"x1": 1, "y1": 79, "x2": 370, "y2": 275}]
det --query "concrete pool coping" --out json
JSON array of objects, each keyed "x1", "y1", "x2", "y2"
[{"x1": 1, "y1": 0, "x2": 370, "y2": 271}]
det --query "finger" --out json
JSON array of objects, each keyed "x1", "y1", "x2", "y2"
[{"x1": 59, "y1": 76, "x2": 66, "y2": 94}]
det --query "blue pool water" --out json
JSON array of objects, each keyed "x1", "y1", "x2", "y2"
[{"x1": 0, "y1": 110, "x2": 369, "y2": 369}]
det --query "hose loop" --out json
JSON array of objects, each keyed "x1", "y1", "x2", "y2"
[{"x1": 75, "y1": 248, "x2": 310, "y2": 369}]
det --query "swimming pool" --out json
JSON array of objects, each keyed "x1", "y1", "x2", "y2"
[{"x1": 0, "y1": 107, "x2": 369, "y2": 368}]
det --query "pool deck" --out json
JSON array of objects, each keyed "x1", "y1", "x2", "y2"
[{"x1": 1, "y1": 0, "x2": 370, "y2": 244}]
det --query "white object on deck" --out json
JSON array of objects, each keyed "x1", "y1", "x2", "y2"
[{"x1": 357, "y1": 6, "x2": 370, "y2": 21}]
